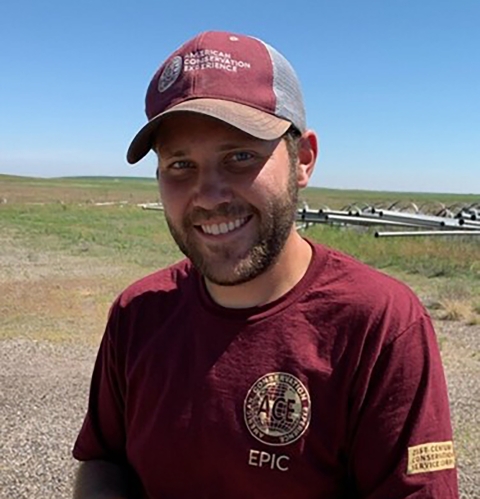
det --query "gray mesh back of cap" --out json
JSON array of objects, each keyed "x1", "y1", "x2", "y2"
[{"x1": 263, "y1": 42, "x2": 306, "y2": 133}]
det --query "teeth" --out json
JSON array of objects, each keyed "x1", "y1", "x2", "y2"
[{"x1": 201, "y1": 217, "x2": 247, "y2": 236}]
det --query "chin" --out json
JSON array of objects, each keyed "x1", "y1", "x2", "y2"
[{"x1": 201, "y1": 258, "x2": 272, "y2": 287}]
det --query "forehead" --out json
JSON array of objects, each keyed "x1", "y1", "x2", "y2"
[{"x1": 153, "y1": 112, "x2": 267, "y2": 152}]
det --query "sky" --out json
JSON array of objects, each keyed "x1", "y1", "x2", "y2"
[{"x1": 0, "y1": 0, "x2": 479, "y2": 194}]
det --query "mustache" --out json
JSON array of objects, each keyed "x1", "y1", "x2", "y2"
[{"x1": 186, "y1": 203, "x2": 254, "y2": 225}]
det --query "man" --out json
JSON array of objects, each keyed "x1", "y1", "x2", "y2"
[{"x1": 72, "y1": 31, "x2": 459, "y2": 498}]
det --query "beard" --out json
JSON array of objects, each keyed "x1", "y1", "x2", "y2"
[{"x1": 164, "y1": 169, "x2": 299, "y2": 286}]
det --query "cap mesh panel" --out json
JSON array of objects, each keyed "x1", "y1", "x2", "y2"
[{"x1": 263, "y1": 43, "x2": 306, "y2": 132}]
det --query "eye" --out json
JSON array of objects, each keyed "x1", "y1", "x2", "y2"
[
  {"x1": 230, "y1": 151, "x2": 254, "y2": 162},
  {"x1": 158, "y1": 159, "x2": 196, "y2": 181},
  {"x1": 225, "y1": 151, "x2": 261, "y2": 169},
  {"x1": 168, "y1": 160, "x2": 195, "y2": 170}
]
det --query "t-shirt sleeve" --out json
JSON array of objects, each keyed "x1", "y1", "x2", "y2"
[
  {"x1": 72, "y1": 301, "x2": 127, "y2": 463},
  {"x1": 348, "y1": 313, "x2": 459, "y2": 498}
]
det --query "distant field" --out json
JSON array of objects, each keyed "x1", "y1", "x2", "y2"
[
  {"x1": 0, "y1": 174, "x2": 158, "y2": 204},
  {"x1": 2, "y1": 173, "x2": 479, "y2": 207}
]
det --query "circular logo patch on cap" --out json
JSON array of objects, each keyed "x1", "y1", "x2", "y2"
[
  {"x1": 158, "y1": 55, "x2": 183, "y2": 93},
  {"x1": 244, "y1": 372, "x2": 311, "y2": 446}
]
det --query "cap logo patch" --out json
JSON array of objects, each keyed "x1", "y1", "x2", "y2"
[
  {"x1": 244, "y1": 372, "x2": 311, "y2": 446},
  {"x1": 158, "y1": 55, "x2": 183, "y2": 93}
]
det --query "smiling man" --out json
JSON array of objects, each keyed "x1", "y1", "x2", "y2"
[{"x1": 72, "y1": 31, "x2": 458, "y2": 498}]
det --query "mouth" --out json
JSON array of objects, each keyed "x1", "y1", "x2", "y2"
[{"x1": 196, "y1": 216, "x2": 251, "y2": 236}]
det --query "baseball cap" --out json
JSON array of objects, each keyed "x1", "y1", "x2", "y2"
[{"x1": 126, "y1": 31, "x2": 306, "y2": 164}]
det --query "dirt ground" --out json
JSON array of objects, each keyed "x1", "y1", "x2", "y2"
[{"x1": 0, "y1": 234, "x2": 479, "y2": 498}]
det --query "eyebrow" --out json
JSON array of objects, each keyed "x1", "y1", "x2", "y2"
[
  {"x1": 216, "y1": 140, "x2": 263, "y2": 151},
  {"x1": 159, "y1": 148, "x2": 189, "y2": 159},
  {"x1": 158, "y1": 139, "x2": 265, "y2": 159}
]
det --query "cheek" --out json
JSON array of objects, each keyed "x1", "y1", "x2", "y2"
[
  {"x1": 237, "y1": 175, "x2": 289, "y2": 213},
  {"x1": 260, "y1": 146, "x2": 294, "y2": 190},
  {"x1": 254, "y1": 163, "x2": 292, "y2": 195},
  {"x1": 159, "y1": 181, "x2": 188, "y2": 220}
]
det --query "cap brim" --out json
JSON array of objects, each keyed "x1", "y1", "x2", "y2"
[{"x1": 126, "y1": 98, "x2": 291, "y2": 164}]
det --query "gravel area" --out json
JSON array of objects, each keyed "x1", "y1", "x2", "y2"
[
  {"x1": 0, "y1": 321, "x2": 478, "y2": 498},
  {"x1": 0, "y1": 230, "x2": 478, "y2": 497},
  {"x1": 0, "y1": 340, "x2": 94, "y2": 498},
  {"x1": 437, "y1": 322, "x2": 480, "y2": 499}
]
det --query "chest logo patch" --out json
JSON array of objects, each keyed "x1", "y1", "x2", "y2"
[{"x1": 244, "y1": 372, "x2": 311, "y2": 446}]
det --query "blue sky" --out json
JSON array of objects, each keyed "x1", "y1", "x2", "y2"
[{"x1": 0, "y1": 0, "x2": 478, "y2": 193}]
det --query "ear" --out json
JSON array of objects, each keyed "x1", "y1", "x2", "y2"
[{"x1": 296, "y1": 130, "x2": 318, "y2": 188}]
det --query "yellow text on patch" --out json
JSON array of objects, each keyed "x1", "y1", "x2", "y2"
[{"x1": 407, "y1": 440, "x2": 455, "y2": 475}]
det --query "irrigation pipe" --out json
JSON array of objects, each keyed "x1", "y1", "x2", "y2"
[{"x1": 375, "y1": 230, "x2": 480, "y2": 238}]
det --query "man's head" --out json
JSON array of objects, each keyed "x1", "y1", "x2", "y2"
[{"x1": 127, "y1": 31, "x2": 317, "y2": 287}]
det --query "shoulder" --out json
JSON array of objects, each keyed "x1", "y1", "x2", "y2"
[
  {"x1": 308, "y1": 242, "x2": 428, "y2": 341},
  {"x1": 99, "y1": 259, "x2": 199, "y2": 357},
  {"x1": 115, "y1": 258, "x2": 197, "y2": 309},
  {"x1": 311, "y1": 242, "x2": 421, "y2": 303}
]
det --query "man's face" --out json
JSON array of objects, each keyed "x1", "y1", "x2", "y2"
[{"x1": 155, "y1": 112, "x2": 299, "y2": 286}]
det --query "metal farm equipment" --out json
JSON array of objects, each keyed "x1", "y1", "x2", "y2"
[{"x1": 297, "y1": 201, "x2": 480, "y2": 238}]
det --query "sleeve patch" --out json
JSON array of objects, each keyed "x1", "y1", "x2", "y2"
[{"x1": 407, "y1": 441, "x2": 456, "y2": 475}]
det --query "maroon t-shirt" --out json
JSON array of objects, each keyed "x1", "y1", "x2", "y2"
[{"x1": 73, "y1": 242, "x2": 458, "y2": 498}]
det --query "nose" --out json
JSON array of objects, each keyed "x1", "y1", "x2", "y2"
[{"x1": 192, "y1": 167, "x2": 233, "y2": 210}]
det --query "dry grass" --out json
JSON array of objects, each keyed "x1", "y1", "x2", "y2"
[
  {"x1": 467, "y1": 316, "x2": 480, "y2": 326},
  {"x1": 437, "y1": 299, "x2": 473, "y2": 322},
  {"x1": 425, "y1": 279, "x2": 480, "y2": 324},
  {"x1": 0, "y1": 232, "x2": 146, "y2": 345}
]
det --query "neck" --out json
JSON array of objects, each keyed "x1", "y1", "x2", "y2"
[{"x1": 204, "y1": 231, "x2": 312, "y2": 309}]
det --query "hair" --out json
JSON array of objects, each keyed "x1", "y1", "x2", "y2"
[{"x1": 282, "y1": 125, "x2": 302, "y2": 170}]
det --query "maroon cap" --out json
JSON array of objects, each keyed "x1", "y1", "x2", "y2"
[{"x1": 127, "y1": 31, "x2": 306, "y2": 164}]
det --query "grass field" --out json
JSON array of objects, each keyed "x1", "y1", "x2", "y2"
[{"x1": 2, "y1": 174, "x2": 479, "y2": 325}]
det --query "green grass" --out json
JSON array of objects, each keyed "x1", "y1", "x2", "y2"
[
  {"x1": 0, "y1": 202, "x2": 183, "y2": 269},
  {"x1": 1, "y1": 174, "x2": 479, "y2": 284},
  {"x1": 302, "y1": 224, "x2": 479, "y2": 279}
]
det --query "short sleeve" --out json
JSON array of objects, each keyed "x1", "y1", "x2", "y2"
[
  {"x1": 348, "y1": 314, "x2": 459, "y2": 498},
  {"x1": 73, "y1": 301, "x2": 127, "y2": 464}
]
